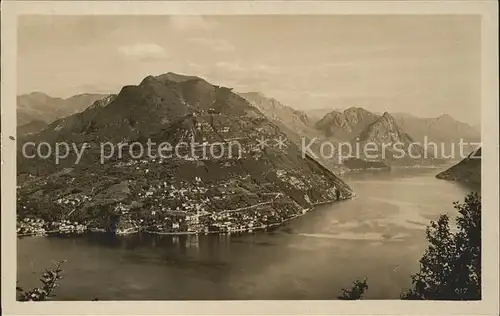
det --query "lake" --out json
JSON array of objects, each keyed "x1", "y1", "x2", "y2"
[{"x1": 17, "y1": 167, "x2": 478, "y2": 300}]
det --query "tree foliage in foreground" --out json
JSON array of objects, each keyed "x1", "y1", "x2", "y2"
[
  {"x1": 338, "y1": 278, "x2": 368, "y2": 300},
  {"x1": 16, "y1": 260, "x2": 66, "y2": 301},
  {"x1": 401, "y1": 192, "x2": 481, "y2": 300}
]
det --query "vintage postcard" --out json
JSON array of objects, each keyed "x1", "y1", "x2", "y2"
[{"x1": 1, "y1": 1, "x2": 498, "y2": 315}]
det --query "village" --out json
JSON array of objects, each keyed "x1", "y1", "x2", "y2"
[
  {"x1": 16, "y1": 163, "x2": 317, "y2": 237},
  {"x1": 16, "y1": 158, "x2": 329, "y2": 238},
  {"x1": 16, "y1": 195, "x2": 307, "y2": 237},
  {"x1": 16, "y1": 113, "x2": 350, "y2": 238}
]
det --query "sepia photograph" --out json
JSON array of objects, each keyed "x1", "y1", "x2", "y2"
[{"x1": 1, "y1": 1, "x2": 498, "y2": 315}]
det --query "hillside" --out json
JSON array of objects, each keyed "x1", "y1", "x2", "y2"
[
  {"x1": 17, "y1": 120, "x2": 48, "y2": 136},
  {"x1": 16, "y1": 73, "x2": 353, "y2": 235},
  {"x1": 239, "y1": 92, "x2": 311, "y2": 133},
  {"x1": 306, "y1": 107, "x2": 344, "y2": 123},
  {"x1": 436, "y1": 147, "x2": 481, "y2": 185},
  {"x1": 239, "y1": 92, "x2": 348, "y2": 173},
  {"x1": 17, "y1": 92, "x2": 108, "y2": 129}
]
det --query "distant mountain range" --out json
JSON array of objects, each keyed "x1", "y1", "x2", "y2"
[
  {"x1": 17, "y1": 92, "x2": 108, "y2": 135},
  {"x1": 17, "y1": 82, "x2": 480, "y2": 172},
  {"x1": 391, "y1": 112, "x2": 480, "y2": 156},
  {"x1": 306, "y1": 107, "x2": 345, "y2": 123},
  {"x1": 239, "y1": 95, "x2": 467, "y2": 169},
  {"x1": 238, "y1": 92, "x2": 311, "y2": 134},
  {"x1": 17, "y1": 73, "x2": 353, "y2": 234},
  {"x1": 313, "y1": 107, "x2": 479, "y2": 165},
  {"x1": 309, "y1": 106, "x2": 478, "y2": 137},
  {"x1": 314, "y1": 108, "x2": 430, "y2": 166},
  {"x1": 17, "y1": 119, "x2": 48, "y2": 136},
  {"x1": 239, "y1": 92, "x2": 347, "y2": 173}
]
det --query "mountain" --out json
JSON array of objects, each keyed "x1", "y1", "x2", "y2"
[
  {"x1": 436, "y1": 147, "x2": 481, "y2": 185},
  {"x1": 358, "y1": 112, "x2": 415, "y2": 144},
  {"x1": 314, "y1": 108, "x2": 442, "y2": 166},
  {"x1": 355, "y1": 112, "x2": 431, "y2": 165},
  {"x1": 306, "y1": 107, "x2": 345, "y2": 123},
  {"x1": 17, "y1": 92, "x2": 108, "y2": 127},
  {"x1": 315, "y1": 109, "x2": 480, "y2": 157},
  {"x1": 17, "y1": 120, "x2": 48, "y2": 136},
  {"x1": 391, "y1": 112, "x2": 480, "y2": 157},
  {"x1": 17, "y1": 73, "x2": 353, "y2": 235},
  {"x1": 239, "y1": 92, "x2": 310, "y2": 130},
  {"x1": 392, "y1": 112, "x2": 480, "y2": 140},
  {"x1": 315, "y1": 107, "x2": 379, "y2": 141},
  {"x1": 239, "y1": 92, "x2": 348, "y2": 173}
]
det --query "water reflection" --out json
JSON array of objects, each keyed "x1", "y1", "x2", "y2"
[{"x1": 18, "y1": 167, "x2": 479, "y2": 300}]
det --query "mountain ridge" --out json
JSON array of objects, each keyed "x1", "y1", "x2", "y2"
[
  {"x1": 239, "y1": 91, "x2": 348, "y2": 173},
  {"x1": 315, "y1": 107, "x2": 379, "y2": 141},
  {"x1": 17, "y1": 92, "x2": 109, "y2": 133},
  {"x1": 17, "y1": 72, "x2": 353, "y2": 235}
]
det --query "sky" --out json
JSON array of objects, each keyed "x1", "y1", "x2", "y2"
[{"x1": 17, "y1": 15, "x2": 481, "y2": 125}]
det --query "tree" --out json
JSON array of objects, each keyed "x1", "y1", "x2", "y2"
[
  {"x1": 338, "y1": 278, "x2": 368, "y2": 300},
  {"x1": 401, "y1": 192, "x2": 481, "y2": 300},
  {"x1": 17, "y1": 260, "x2": 66, "y2": 301}
]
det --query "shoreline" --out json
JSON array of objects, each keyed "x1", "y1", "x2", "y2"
[
  {"x1": 122, "y1": 206, "x2": 314, "y2": 236},
  {"x1": 16, "y1": 201, "x2": 343, "y2": 238},
  {"x1": 390, "y1": 164, "x2": 456, "y2": 169}
]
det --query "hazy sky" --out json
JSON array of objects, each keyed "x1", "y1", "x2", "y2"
[{"x1": 17, "y1": 15, "x2": 481, "y2": 125}]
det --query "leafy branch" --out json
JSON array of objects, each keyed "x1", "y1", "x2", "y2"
[
  {"x1": 338, "y1": 278, "x2": 368, "y2": 300},
  {"x1": 17, "y1": 260, "x2": 66, "y2": 301}
]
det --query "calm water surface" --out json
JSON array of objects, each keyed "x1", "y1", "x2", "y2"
[{"x1": 17, "y1": 167, "x2": 478, "y2": 300}]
